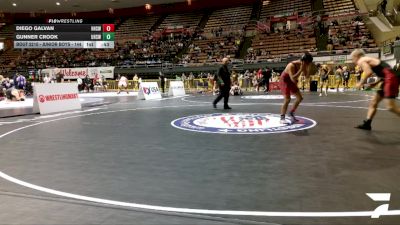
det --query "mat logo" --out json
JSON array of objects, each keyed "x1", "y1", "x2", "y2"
[
  {"x1": 143, "y1": 87, "x2": 159, "y2": 95},
  {"x1": 171, "y1": 113, "x2": 317, "y2": 134}
]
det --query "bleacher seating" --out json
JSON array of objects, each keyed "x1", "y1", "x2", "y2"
[
  {"x1": 181, "y1": 5, "x2": 252, "y2": 64},
  {"x1": 260, "y1": 0, "x2": 311, "y2": 21},
  {"x1": 158, "y1": 12, "x2": 203, "y2": 29},
  {"x1": 249, "y1": 29, "x2": 316, "y2": 61},
  {"x1": 327, "y1": 18, "x2": 377, "y2": 50},
  {"x1": 116, "y1": 15, "x2": 159, "y2": 41},
  {"x1": 0, "y1": 25, "x2": 14, "y2": 39},
  {"x1": 322, "y1": 0, "x2": 375, "y2": 50},
  {"x1": 248, "y1": 0, "x2": 315, "y2": 62},
  {"x1": 323, "y1": 0, "x2": 356, "y2": 15},
  {"x1": 183, "y1": 36, "x2": 241, "y2": 64},
  {"x1": 0, "y1": 50, "x2": 20, "y2": 64},
  {"x1": 0, "y1": 23, "x2": 21, "y2": 69},
  {"x1": 204, "y1": 5, "x2": 252, "y2": 33}
]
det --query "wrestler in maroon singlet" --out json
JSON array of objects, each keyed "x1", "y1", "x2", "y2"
[{"x1": 280, "y1": 53, "x2": 313, "y2": 124}]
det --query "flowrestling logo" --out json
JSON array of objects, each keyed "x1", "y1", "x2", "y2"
[
  {"x1": 38, "y1": 93, "x2": 79, "y2": 103},
  {"x1": 171, "y1": 113, "x2": 317, "y2": 134}
]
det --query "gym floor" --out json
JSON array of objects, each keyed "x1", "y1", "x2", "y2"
[{"x1": 0, "y1": 92, "x2": 399, "y2": 225}]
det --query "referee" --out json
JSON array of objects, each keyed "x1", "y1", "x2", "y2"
[{"x1": 213, "y1": 58, "x2": 232, "y2": 110}]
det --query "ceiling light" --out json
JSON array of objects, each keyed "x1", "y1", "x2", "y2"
[
  {"x1": 56, "y1": 2, "x2": 60, "y2": 5},
  {"x1": 145, "y1": 4, "x2": 151, "y2": 10},
  {"x1": 12, "y1": 3, "x2": 17, "y2": 7}
]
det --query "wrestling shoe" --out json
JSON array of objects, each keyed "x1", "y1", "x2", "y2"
[
  {"x1": 289, "y1": 112, "x2": 299, "y2": 123},
  {"x1": 280, "y1": 115, "x2": 290, "y2": 124}
]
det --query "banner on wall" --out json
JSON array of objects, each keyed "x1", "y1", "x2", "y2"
[
  {"x1": 33, "y1": 83, "x2": 81, "y2": 115},
  {"x1": 40, "y1": 67, "x2": 114, "y2": 80}
]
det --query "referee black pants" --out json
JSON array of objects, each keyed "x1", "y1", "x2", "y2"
[{"x1": 213, "y1": 85, "x2": 230, "y2": 107}]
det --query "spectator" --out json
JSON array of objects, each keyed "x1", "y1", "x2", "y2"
[
  {"x1": 252, "y1": 74, "x2": 258, "y2": 91},
  {"x1": 343, "y1": 66, "x2": 350, "y2": 90},
  {"x1": 181, "y1": 73, "x2": 187, "y2": 88},
  {"x1": 188, "y1": 72, "x2": 194, "y2": 90},
  {"x1": 355, "y1": 24, "x2": 360, "y2": 36},
  {"x1": 238, "y1": 73, "x2": 244, "y2": 88},
  {"x1": 43, "y1": 75, "x2": 51, "y2": 84},
  {"x1": 101, "y1": 76, "x2": 108, "y2": 92},
  {"x1": 133, "y1": 74, "x2": 139, "y2": 90},
  {"x1": 244, "y1": 70, "x2": 251, "y2": 91},
  {"x1": 56, "y1": 71, "x2": 64, "y2": 83},
  {"x1": 138, "y1": 76, "x2": 142, "y2": 85},
  {"x1": 361, "y1": 35, "x2": 369, "y2": 47},
  {"x1": 381, "y1": 0, "x2": 387, "y2": 14},
  {"x1": 83, "y1": 75, "x2": 93, "y2": 93},
  {"x1": 334, "y1": 66, "x2": 343, "y2": 92},
  {"x1": 231, "y1": 71, "x2": 238, "y2": 83}
]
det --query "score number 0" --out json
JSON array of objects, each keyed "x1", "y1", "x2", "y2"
[{"x1": 102, "y1": 24, "x2": 115, "y2": 32}]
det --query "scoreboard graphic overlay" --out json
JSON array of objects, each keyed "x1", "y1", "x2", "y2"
[{"x1": 14, "y1": 19, "x2": 115, "y2": 49}]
